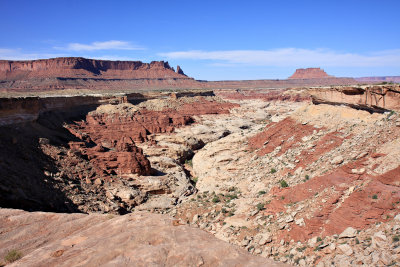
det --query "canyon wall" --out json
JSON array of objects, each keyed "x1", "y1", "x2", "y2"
[
  {"x1": 309, "y1": 84, "x2": 400, "y2": 112},
  {"x1": 0, "y1": 57, "x2": 188, "y2": 80}
]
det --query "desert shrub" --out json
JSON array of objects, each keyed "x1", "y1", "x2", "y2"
[
  {"x1": 270, "y1": 168, "x2": 277, "y2": 174},
  {"x1": 372, "y1": 194, "x2": 378, "y2": 199},
  {"x1": 256, "y1": 203, "x2": 265, "y2": 211},
  {"x1": 280, "y1": 180, "x2": 289, "y2": 188},
  {"x1": 212, "y1": 196, "x2": 220, "y2": 203},
  {"x1": 226, "y1": 193, "x2": 238, "y2": 201},
  {"x1": 4, "y1": 249, "x2": 22, "y2": 263},
  {"x1": 258, "y1": 190, "x2": 266, "y2": 195},
  {"x1": 185, "y1": 159, "x2": 193, "y2": 167}
]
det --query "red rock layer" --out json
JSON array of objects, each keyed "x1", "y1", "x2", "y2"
[
  {"x1": 66, "y1": 98, "x2": 239, "y2": 179},
  {"x1": 0, "y1": 57, "x2": 187, "y2": 80},
  {"x1": 289, "y1": 68, "x2": 332, "y2": 79},
  {"x1": 248, "y1": 117, "x2": 318, "y2": 157},
  {"x1": 249, "y1": 118, "x2": 400, "y2": 242},
  {"x1": 67, "y1": 140, "x2": 151, "y2": 177},
  {"x1": 266, "y1": 162, "x2": 400, "y2": 242}
]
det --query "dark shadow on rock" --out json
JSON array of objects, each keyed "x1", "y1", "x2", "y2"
[{"x1": 0, "y1": 105, "x2": 98, "y2": 213}]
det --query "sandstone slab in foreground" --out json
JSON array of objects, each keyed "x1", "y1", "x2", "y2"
[{"x1": 0, "y1": 209, "x2": 287, "y2": 267}]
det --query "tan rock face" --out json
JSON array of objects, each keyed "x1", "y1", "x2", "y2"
[
  {"x1": 0, "y1": 209, "x2": 286, "y2": 267},
  {"x1": 309, "y1": 84, "x2": 400, "y2": 112}
]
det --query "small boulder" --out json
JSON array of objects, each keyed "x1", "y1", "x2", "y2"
[
  {"x1": 331, "y1": 155, "x2": 344, "y2": 165},
  {"x1": 338, "y1": 244, "x2": 353, "y2": 256},
  {"x1": 339, "y1": 227, "x2": 357, "y2": 238}
]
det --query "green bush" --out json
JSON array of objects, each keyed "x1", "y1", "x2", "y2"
[
  {"x1": 280, "y1": 180, "x2": 289, "y2": 188},
  {"x1": 256, "y1": 203, "x2": 265, "y2": 211},
  {"x1": 258, "y1": 190, "x2": 266, "y2": 195},
  {"x1": 226, "y1": 193, "x2": 238, "y2": 201},
  {"x1": 270, "y1": 168, "x2": 277, "y2": 174},
  {"x1": 212, "y1": 196, "x2": 220, "y2": 203},
  {"x1": 4, "y1": 249, "x2": 22, "y2": 263},
  {"x1": 372, "y1": 194, "x2": 378, "y2": 199}
]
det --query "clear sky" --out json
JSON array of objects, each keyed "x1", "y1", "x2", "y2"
[{"x1": 1, "y1": 0, "x2": 399, "y2": 80}]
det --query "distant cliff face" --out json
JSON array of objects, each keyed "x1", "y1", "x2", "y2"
[
  {"x1": 0, "y1": 57, "x2": 188, "y2": 80},
  {"x1": 289, "y1": 68, "x2": 332, "y2": 79},
  {"x1": 355, "y1": 76, "x2": 400, "y2": 83}
]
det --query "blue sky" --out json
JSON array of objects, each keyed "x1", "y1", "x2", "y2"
[{"x1": 0, "y1": 0, "x2": 399, "y2": 80}]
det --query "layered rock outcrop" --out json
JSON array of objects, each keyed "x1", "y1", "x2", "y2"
[
  {"x1": 289, "y1": 67, "x2": 332, "y2": 79},
  {"x1": 309, "y1": 84, "x2": 400, "y2": 112},
  {"x1": 0, "y1": 57, "x2": 187, "y2": 80}
]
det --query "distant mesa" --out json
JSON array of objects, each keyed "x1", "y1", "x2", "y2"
[
  {"x1": 0, "y1": 57, "x2": 189, "y2": 80},
  {"x1": 289, "y1": 68, "x2": 332, "y2": 79}
]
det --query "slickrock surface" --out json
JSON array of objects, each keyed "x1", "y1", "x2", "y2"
[
  {"x1": 0, "y1": 209, "x2": 286, "y2": 267},
  {"x1": 289, "y1": 68, "x2": 332, "y2": 79}
]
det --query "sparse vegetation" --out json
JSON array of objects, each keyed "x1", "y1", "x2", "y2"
[
  {"x1": 185, "y1": 159, "x2": 193, "y2": 167},
  {"x1": 372, "y1": 194, "x2": 378, "y2": 199},
  {"x1": 258, "y1": 190, "x2": 266, "y2": 195},
  {"x1": 305, "y1": 175, "x2": 310, "y2": 180},
  {"x1": 393, "y1": 235, "x2": 400, "y2": 242},
  {"x1": 280, "y1": 180, "x2": 289, "y2": 188},
  {"x1": 4, "y1": 249, "x2": 22, "y2": 263},
  {"x1": 226, "y1": 193, "x2": 238, "y2": 201},
  {"x1": 256, "y1": 203, "x2": 265, "y2": 211},
  {"x1": 296, "y1": 246, "x2": 307, "y2": 252},
  {"x1": 212, "y1": 196, "x2": 220, "y2": 203},
  {"x1": 270, "y1": 168, "x2": 277, "y2": 174}
]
